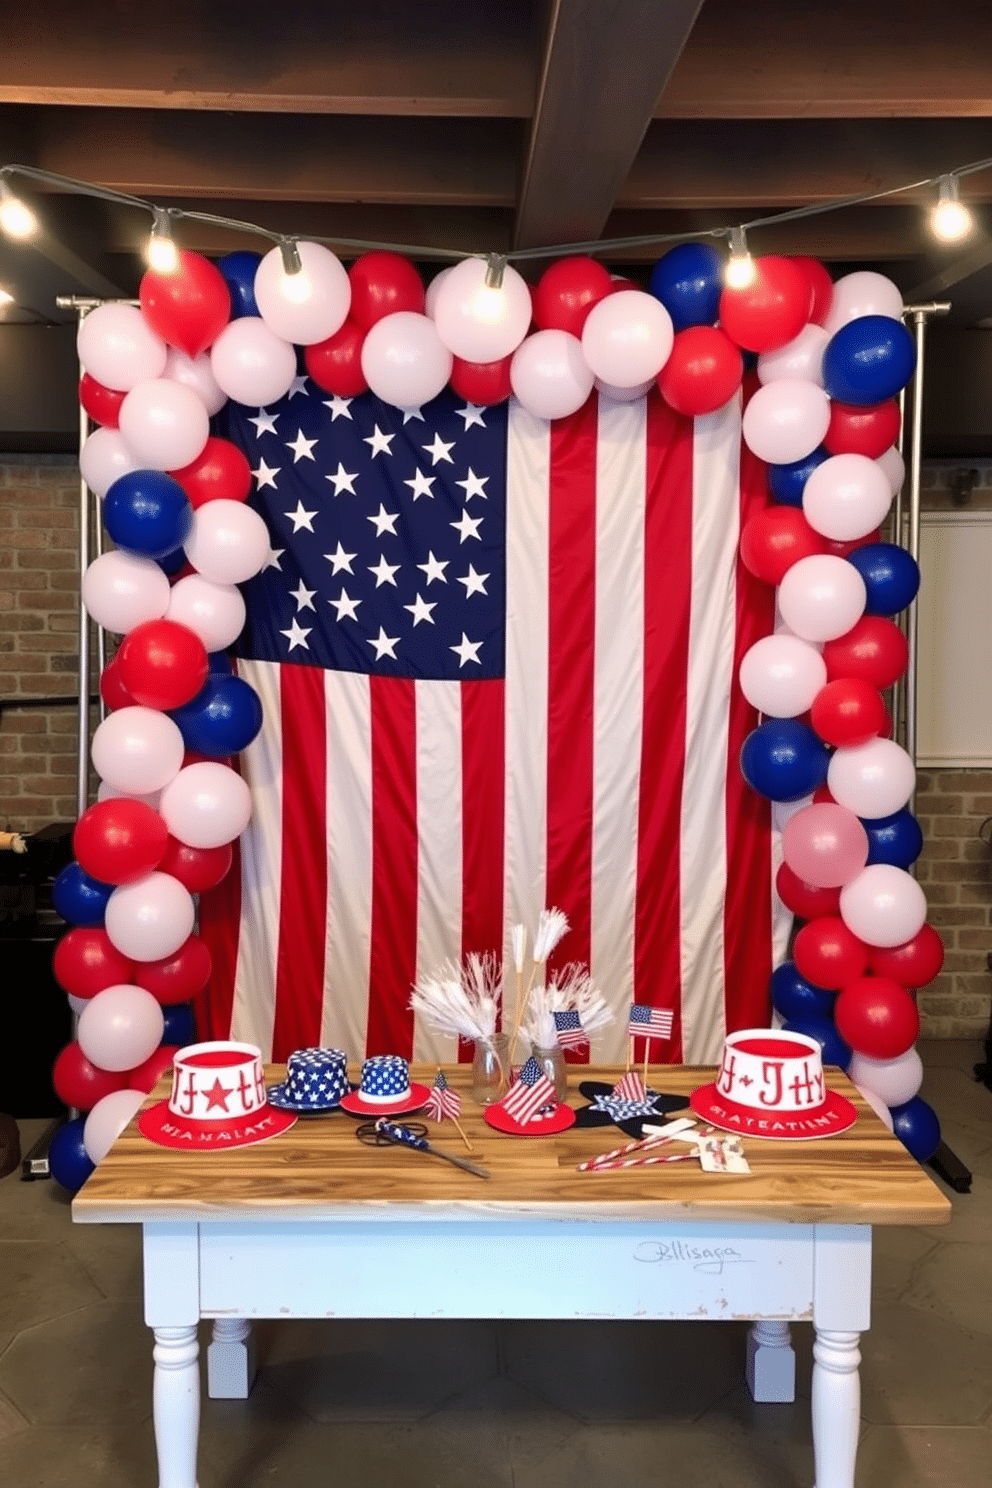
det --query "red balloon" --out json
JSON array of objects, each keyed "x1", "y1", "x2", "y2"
[
  {"x1": 868, "y1": 924, "x2": 945, "y2": 988},
  {"x1": 834, "y1": 975, "x2": 920, "y2": 1059},
  {"x1": 657, "y1": 326, "x2": 743, "y2": 416},
  {"x1": 739, "y1": 506, "x2": 827, "y2": 585},
  {"x1": 793, "y1": 916, "x2": 869, "y2": 991},
  {"x1": 812, "y1": 785, "x2": 836, "y2": 805},
  {"x1": 786, "y1": 257, "x2": 834, "y2": 326},
  {"x1": 128, "y1": 1046, "x2": 181, "y2": 1094},
  {"x1": 810, "y1": 678, "x2": 888, "y2": 747},
  {"x1": 158, "y1": 836, "x2": 232, "y2": 893},
  {"x1": 134, "y1": 935, "x2": 213, "y2": 1004},
  {"x1": 52, "y1": 1041, "x2": 128, "y2": 1111},
  {"x1": 73, "y1": 798, "x2": 169, "y2": 886},
  {"x1": 719, "y1": 256, "x2": 813, "y2": 353},
  {"x1": 116, "y1": 619, "x2": 209, "y2": 711},
  {"x1": 348, "y1": 252, "x2": 425, "y2": 330},
  {"x1": 79, "y1": 373, "x2": 125, "y2": 428},
  {"x1": 449, "y1": 354, "x2": 513, "y2": 406},
  {"x1": 52, "y1": 927, "x2": 135, "y2": 998},
  {"x1": 139, "y1": 250, "x2": 232, "y2": 358},
  {"x1": 100, "y1": 654, "x2": 137, "y2": 712},
  {"x1": 304, "y1": 319, "x2": 369, "y2": 397},
  {"x1": 171, "y1": 437, "x2": 251, "y2": 507},
  {"x1": 822, "y1": 616, "x2": 909, "y2": 689},
  {"x1": 824, "y1": 400, "x2": 901, "y2": 459},
  {"x1": 533, "y1": 256, "x2": 614, "y2": 337},
  {"x1": 775, "y1": 862, "x2": 841, "y2": 920},
  {"x1": 823, "y1": 528, "x2": 881, "y2": 558}
]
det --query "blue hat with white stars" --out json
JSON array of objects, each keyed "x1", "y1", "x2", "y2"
[
  {"x1": 268, "y1": 1047, "x2": 351, "y2": 1112},
  {"x1": 357, "y1": 1054, "x2": 411, "y2": 1104}
]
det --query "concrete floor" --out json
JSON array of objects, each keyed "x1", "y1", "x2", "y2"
[{"x1": 0, "y1": 1039, "x2": 989, "y2": 1488}]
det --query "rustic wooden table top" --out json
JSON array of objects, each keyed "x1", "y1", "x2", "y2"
[{"x1": 72, "y1": 1063, "x2": 952, "y2": 1228}]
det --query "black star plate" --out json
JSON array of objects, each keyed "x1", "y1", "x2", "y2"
[{"x1": 572, "y1": 1080, "x2": 691, "y2": 1138}]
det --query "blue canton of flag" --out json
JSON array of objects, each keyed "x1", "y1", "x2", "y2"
[{"x1": 221, "y1": 381, "x2": 508, "y2": 681}]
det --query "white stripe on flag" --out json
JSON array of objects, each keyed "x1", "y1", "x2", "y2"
[
  {"x1": 321, "y1": 670, "x2": 373, "y2": 1056},
  {"x1": 413, "y1": 678, "x2": 463, "y2": 1063}
]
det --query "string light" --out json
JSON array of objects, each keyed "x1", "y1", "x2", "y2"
[
  {"x1": 930, "y1": 175, "x2": 973, "y2": 244},
  {"x1": 0, "y1": 179, "x2": 39, "y2": 240},
  {"x1": 146, "y1": 207, "x2": 179, "y2": 273},
  {"x1": 725, "y1": 227, "x2": 756, "y2": 289}
]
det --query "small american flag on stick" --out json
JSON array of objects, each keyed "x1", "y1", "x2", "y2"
[
  {"x1": 500, "y1": 1056, "x2": 558, "y2": 1125},
  {"x1": 553, "y1": 1008, "x2": 587, "y2": 1052},
  {"x1": 612, "y1": 1069, "x2": 647, "y2": 1104},
  {"x1": 425, "y1": 1069, "x2": 462, "y2": 1122},
  {"x1": 628, "y1": 1004, "x2": 674, "y2": 1040}
]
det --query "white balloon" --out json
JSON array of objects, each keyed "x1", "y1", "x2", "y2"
[
  {"x1": 741, "y1": 379, "x2": 831, "y2": 464},
  {"x1": 83, "y1": 1088, "x2": 147, "y2": 1164},
  {"x1": 77, "y1": 985, "x2": 166, "y2": 1072},
  {"x1": 432, "y1": 257, "x2": 532, "y2": 362},
  {"x1": 827, "y1": 737, "x2": 916, "y2": 819},
  {"x1": 581, "y1": 291, "x2": 673, "y2": 387},
  {"x1": 82, "y1": 551, "x2": 170, "y2": 633},
  {"x1": 97, "y1": 780, "x2": 162, "y2": 811},
  {"x1": 848, "y1": 1048, "x2": 923, "y2": 1108},
  {"x1": 510, "y1": 330, "x2": 595, "y2": 421},
  {"x1": 876, "y1": 445, "x2": 905, "y2": 497},
  {"x1": 839, "y1": 864, "x2": 928, "y2": 949},
  {"x1": 424, "y1": 265, "x2": 455, "y2": 320},
  {"x1": 91, "y1": 707, "x2": 185, "y2": 795},
  {"x1": 79, "y1": 427, "x2": 140, "y2": 498},
  {"x1": 164, "y1": 348, "x2": 227, "y2": 416},
  {"x1": 118, "y1": 378, "x2": 210, "y2": 472},
  {"x1": 774, "y1": 616, "x2": 824, "y2": 653},
  {"x1": 104, "y1": 873, "x2": 196, "y2": 963},
  {"x1": 593, "y1": 375, "x2": 655, "y2": 403},
  {"x1": 823, "y1": 272, "x2": 904, "y2": 336},
  {"x1": 360, "y1": 311, "x2": 453, "y2": 410},
  {"x1": 210, "y1": 317, "x2": 297, "y2": 407},
  {"x1": 159, "y1": 761, "x2": 253, "y2": 849},
  {"x1": 184, "y1": 500, "x2": 271, "y2": 585},
  {"x1": 757, "y1": 324, "x2": 830, "y2": 387},
  {"x1": 855, "y1": 1083, "x2": 895, "y2": 1132},
  {"x1": 166, "y1": 573, "x2": 246, "y2": 652},
  {"x1": 777, "y1": 554, "x2": 867, "y2": 643},
  {"x1": 738, "y1": 633, "x2": 827, "y2": 717},
  {"x1": 254, "y1": 240, "x2": 351, "y2": 346},
  {"x1": 77, "y1": 303, "x2": 168, "y2": 391},
  {"x1": 802, "y1": 453, "x2": 893, "y2": 542},
  {"x1": 771, "y1": 794, "x2": 813, "y2": 833}
]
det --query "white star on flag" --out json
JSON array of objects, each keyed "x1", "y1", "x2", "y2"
[
  {"x1": 451, "y1": 510, "x2": 483, "y2": 543},
  {"x1": 323, "y1": 396, "x2": 353, "y2": 421},
  {"x1": 290, "y1": 580, "x2": 316, "y2": 612},
  {"x1": 369, "y1": 555, "x2": 400, "y2": 588},
  {"x1": 329, "y1": 589, "x2": 361, "y2": 622},
  {"x1": 403, "y1": 469, "x2": 435, "y2": 500},
  {"x1": 367, "y1": 504, "x2": 400, "y2": 537},
  {"x1": 288, "y1": 375, "x2": 309, "y2": 399},
  {"x1": 404, "y1": 593, "x2": 437, "y2": 626},
  {"x1": 455, "y1": 403, "x2": 487, "y2": 429},
  {"x1": 248, "y1": 409, "x2": 280, "y2": 436},
  {"x1": 423, "y1": 433, "x2": 455, "y2": 466},
  {"x1": 287, "y1": 430, "x2": 318, "y2": 462},
  {"x1": 402, "y1": 408, "x2": 425, "y2": 424},
  {"x1": 252, "y1": 459, "x2": 280, "y2": 489},
  {"x1": 417, "y1": 552, "x2": 449, "y2": 585},
  {"x1": 451, "y1": 633, "x2": 482, "y2": 667},
  {"x1": 263, "y1": 548, "x2": 284, "y2": 571},
  {"x1": 457, "y1": 565, "x2": 489, "y2": 597},
  {"x1": 280, "y1": 619, "x2": 311, "y2": 651},
  {"x1": 324, "y1": 542, "x2": 356, "y2": 574},
  {"x1": 327, "y1": 463, "x2": 358, "y2": 495},
  {"x1": 368, "y1": 627, "x2": 400, "y2": 660},
  {"x1": 286, "y1": 501, "x2": 318, "y2": 533},
  {"x1": 456, "y1": 468, "x2": 489, "y2": 501},
  {"x1": 364, "y1": 425, "x2": 395, "y2": 458}
]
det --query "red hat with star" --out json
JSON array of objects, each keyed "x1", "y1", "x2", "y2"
[{"x1": 138, "y1": 1041, "x2": 297, "y2": 1150}]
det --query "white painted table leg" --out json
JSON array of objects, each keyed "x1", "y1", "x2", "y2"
[
  {"x1": 207, "y1": 1318, "x2": 256, "y2": 1399},
  {"x1": 811, "y1": 1328, "x2": 861, "y2": 1488},
  {"x1": 746, "y1": 1319, "x2": 796, "y2": 1401},
  {"x1": 152, "y1": 1325, "x2": 200, "y2": 1488}
]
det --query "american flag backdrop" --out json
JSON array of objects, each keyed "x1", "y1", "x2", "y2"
[{"x1": 197, "y1": 375, "x2": 791, "y2": 1066}]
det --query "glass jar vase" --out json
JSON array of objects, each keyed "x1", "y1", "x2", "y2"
[
  {"x1": 530, "y1": 1043, "x2": 568, "y2": 1103},
  {"x1": 471, "y1": 1032, "x2": 510, "y2": 1106}
]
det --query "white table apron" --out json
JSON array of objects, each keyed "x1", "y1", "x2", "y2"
[{"x1": 143, "y1": 1216, "x2": 871, "y2": 1488}]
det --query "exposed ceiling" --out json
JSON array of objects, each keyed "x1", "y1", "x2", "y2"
[{"x1": 3, "y1": 0, "x2": 992, "y2": 326}]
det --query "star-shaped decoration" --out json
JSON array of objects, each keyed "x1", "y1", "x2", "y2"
[
  {"x1": 280, "y1": 618, "x2": 312, "y2": 652},
  {"x1": 248, "y1": 409, "x2": 280, "y2": 436},
  {"x1": 572, "y1": 1080, "x2": 690, "y2": 1137},
  {"x1": 450, "y1": 509, "x2": 483, "y2": 544},
  {"x1": 324, "y1": 542, "x2": 356, "y2": 575},
  {"x1": 263, "y1": 548, "x2": 285, "y2": 572},
  {"x1": 456, "y1": 564, "x2": 489, "y2": 597},
  {"x1": 290, "y1": 580, "x2": 316, "y2": 612},
  {"x1": 251, "y1": 458, "x2": 280, "y2": 490},
  {"x1": 456, "y1": 468, "x2": 489, "y2": 501},
  {"x1": 329, "y1": 588, "x2": 361, "y2": 622},
  {"x1": 404, "y1": 593, "x2": 437, "y2": 627},
  {"x1": 402, "y1": 407, "x2": 425, "y2": 424},
  {"x1": 417, "y1": 551, "x2": 449, "y2": 585},
  {"x1": 403, "y1": 469, "x2": 436, "y2": 501},
  {"x1": 423, "y1": 432, "x2": 455, "y2": 466},
  {"x1": 368, "y1": 627, "x2": 400, "y2": 660},
  {"x1": 285, "y1": 501, "x2": 318, "y2": 533},
  {"x1": 367, "y1": 503, "x2": 400, "y2": 538},
  {"x1": 287, "y1": 374, "x2": 309, "y2": 399},
  {"x1": 202, "y1": 1077, "x2": 234, "y2": 1112},
  {"x1": 368, "y1": 555, "x2": 400, "y2": 588},
  {"x1": 323, "y1": 395, "x2": 353, "y2": 421},
  {"x1": 287, "y1": 429, "x2": 317, "y2": 463},
  {"x1": 450, "y1": 633, "x2": 482, "y2": 667},
  {"x1": 364, "y1": 424, "x2": 395, "y2": 459},
  {"x1": 326, "y1": 462, "x2": 358, "y2": 496},
  {"x1": 455, "y1": 403, "x2": 487, "y2": 430}
]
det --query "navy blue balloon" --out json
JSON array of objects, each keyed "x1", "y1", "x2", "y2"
[
  {"x1": 162, "y1": 1003, "x2": 197, "y2": 1047},
  {"x1": 771, "y1": 962, "x2": 836, "y2": 1022},
  {"x1": 170, "y1": 674, "x2": 263, "y2": 756},
  {"x1": 217, "y1": 251, "x2": 261, "y2": 319},
  {"x1": 648, "y1": 243, "x2": 724, "y2": 330},
  {"x1": 52, "y1": 861, "x2": 114, "y2": 927},
  {"x1": 207, "y1": 650, "x2": 233, "y2": 675},
  {"x1": 783, "y1": 1016, "x2": 852, "y2": 1070},
  {"x1": 822, "y1": 315, "x2": 917, "y2": 405},
  {"x1": 104, "y1": 471, "x2": 193, "y2": 559},
  {"x1": 846, "y1": 543, "x2": 920, "y2": 616},
  {"x1": 768, "y1": 446, "x2": 831, "y2": 507},
  {"x1": 863, "y1": 809, "x2": 924, "y2": 869},
  {"x1": 48, "y1": 1118, "x2": 95, "y2": 1192},
  {"x1": 741, "y1": 350, "x2": 759, "y2": 373},
  {"x1": 740, "y1": 719, "x2": 830, "y2": 802},
  {"x1": 156, "y1": 546, "x2": 188, "y2": 577},
  {"x1": 890, "y1": 1095, "x2": 941, "y2": 1163}
]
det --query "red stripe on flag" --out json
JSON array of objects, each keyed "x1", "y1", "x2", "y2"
[
  {"x1": 196, "y1": 833, "x2": 241, "y2": 1042},
  {"x1": 635, "y1": 392, "x2": 695, "y2": 1062},
  {"x1": 271, "y1": 664, "x2": 328, "y2": 1059},
  {"x1": 460, "y1": 677, "x2": 506, "y2": 1058},
  {"x1": 367, "y1": 675, "x2": 418, "y2": 1057}
]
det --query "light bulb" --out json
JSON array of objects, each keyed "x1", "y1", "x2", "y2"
[
  {"x1": 725, "y1": 228, "x2": 756, "y2": 289},
  {"x1": 931, "y1": 176, "x2": 973, "y2": 243},
  {"x1": 0, "y1": 288, "x2": 13, "y2": 305},
  {"x1": 0, "y1": 182, "x2": 38, "y2": 240}
]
